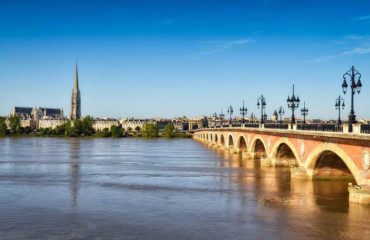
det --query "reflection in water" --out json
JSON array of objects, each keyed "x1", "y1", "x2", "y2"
[
  {"x1": 69, "y1": 139, "x2": 81, "y2": 207},
  {"x1": 0, "y1": 138, "x2": 369, "y2": 240}
]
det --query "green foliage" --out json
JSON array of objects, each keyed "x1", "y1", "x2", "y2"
[
  {"x1": 134, "y1": 126, "x2": 141, "y2": 131},
  {"x1": 96, "y1": 128, "x2": 111, "y2": 138},
  {"x1": 110, "y1": 125, "x2": 124, "y2": 138},
  {"x1": 0, "y1": 117, "x2": 7, "y2": 137},
  {"x1": 8, "y1": 115, "x2": 21, "y2": 134},
  {"x1": 21, "y1": 126, "x2": 32, "y2": 135},
  {"x1": 163, "y1": 123, "x2": 176, "y2": 138},
  {"x1": 82, "y1": 116, "x2": 95, "y2": 136},
  {"x1": 141, "y1": 123, "x2": 159, "y2": 138}
]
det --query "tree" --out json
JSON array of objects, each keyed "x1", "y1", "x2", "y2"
[
  {"x1": 63, "y1": 121, "x2": 74, "y2": 137},
  {"x1": 141, "y1": 123, "x2": 159, "y2": 138},
  {"x1": 96, "y1": 127, "x2": 111, "y2": 137},
  {"x1": 8, "y1": 115, "x2": 21, "y2": 134},
  {"x1": 110, "y1": 125, "x2": 123, "y2": 138},
  {"x1": 82, "y1": 116, "x2": 95, "y2": 136},
  {"x1": 163, "y1": 123, "x2": 176, "y2": 138},
  {"x1": 72, "y1": 119, "x2": 83, "y2": 136},
  {"x1": 0, "y1": 117, "x2": 7, "y2": 137}
]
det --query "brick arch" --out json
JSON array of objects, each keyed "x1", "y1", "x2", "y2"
[
  {"x1": 270, "y1": 138, "x2": 302, "y2": 167},
  {"x1": 249, "y1": 135, "x2": 268, "y2": 155},
  {"x1": 305, "y1": 143, "x2": 365, "y2": 185},
  {"x1": 226, "y1": 134, "x2": 236, "y2": 148},
  {"x1": 220, "y1": 134, "x2": 226, "y2": 146},
  {"x1": 236, "y1": 135, "x2": 248, "y2": 152},
  {"x1": 214, "y1": 134, "x2": 218, "y2": 143}
]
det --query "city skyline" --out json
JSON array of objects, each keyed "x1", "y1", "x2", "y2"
[{"x1": 0, "y1": 0, "x2": 369, "y2": 119}]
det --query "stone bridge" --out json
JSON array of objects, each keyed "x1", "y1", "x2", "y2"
[{"x1": 193, "y1": 127, "x2": 370, "y2": 204}]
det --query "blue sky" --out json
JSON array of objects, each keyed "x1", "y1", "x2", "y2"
[{"x1": 0, "y1": 0, "x2": 369, "y2": 119}]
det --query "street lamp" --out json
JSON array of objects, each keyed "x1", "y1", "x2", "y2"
[
  {"x1": 251, "y1": 112, "x2": 255, "y2": 123},
  {"x1": 342, "y1": 66, "x2": 362, "y2": 124},
  {"x1": 212, "y1": 112, "x2": 218, "y2": 128},
  {"x1": 240, "y1": 100, "x2": 248, "y2": 124},
  {"x1": 257, "y1": 95, "x2": 267, "y2": 124},
  {"x1": 219, "y1": 110, "x2": 225, "y2": 127},
  {"x1": 287, "y1": 85, "x2": 300, "y2": 124},
  {"x1": 300, "y1": 101, "x2": 308, "y2": 124},
  {"x1": 227, "y1": 105, "x2": 233, "y2": 125},
  {"x1": 278, "y1": 106, "x2": 285, "y2": 124},
  {"x1": 335, "y1": 96, "x2": 345, "y2": 124}
]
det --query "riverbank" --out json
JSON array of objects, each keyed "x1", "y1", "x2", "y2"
[{"x1": 0, "y1": 132, "x2": 193, "y2": 139}]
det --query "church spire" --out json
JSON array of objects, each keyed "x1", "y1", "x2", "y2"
[
  {"x1": 74, "y1": 61, "x2": 79, "y2": 90},
  {"x1": 71, "y1": 61, "x2": 81, "y2": 120}
]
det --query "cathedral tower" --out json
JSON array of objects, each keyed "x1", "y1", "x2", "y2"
[{"x1": 70, "y1": 62, "x2": 81, "y2": 120}]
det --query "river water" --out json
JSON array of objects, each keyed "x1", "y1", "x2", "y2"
[{"x1": 0, "y1": 138, "x2": 369, "y2": 240}]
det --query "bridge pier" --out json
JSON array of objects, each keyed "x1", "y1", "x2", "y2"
[
  {"x1": 348, "y1": 185, "x2": 370, "y2": 205},
  {"x1": 290, "y1": 166, "x2": 310, "y2": 180},
  {"x1": 260, "y1": 157, "x2": 273, "y2": 167},
  {"x1": 240, "y1": 151, "x2": 249, "y2": 159}
]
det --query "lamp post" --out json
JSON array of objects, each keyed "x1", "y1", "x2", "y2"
[
  {"x1": 219, "y1": 110, "x2": 225, "y2": 127},
  {"x1": 263, "y1": 113, "x2": 267, "y2": 123},
  {"x1": 278, "y1": 106, "x2": 285, "y2": 124},
  {"x1": 227, "y1": 105, "x2": 233, "y2": 125},
  {"x1": 335, "y1": 96, "x2": 345, "y2": 124},
  {"x1": 287, "y1": 85, "x2": 300, "y2": 124},
  {"x1": 300, "y1": 101, "x2": 308, "y2": 124},
  {"x1": 240, "y1": 100, "x2": 248, "y2": 124},
  {"x1": 342, "y1": 66, "x2": 362, "y2": 124},
  {"x1": 257, "y1": 95, "x2": 267, "y2": 124},
  {"x1": 212, "y1": 112, "x2": 218, "y2": 128},
  {"x1": 251, "y1": 112, "x2": 255, "y2": 123}
]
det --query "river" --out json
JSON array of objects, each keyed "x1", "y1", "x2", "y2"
[{"x1": 0, "y1": 138, "x2": 369, "y2": 239}]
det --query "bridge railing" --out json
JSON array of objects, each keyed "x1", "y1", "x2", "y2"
[
  {"x1": 243, "y1": 123, "x2": 260, "y2": 128},
  {"x1": 264, "y1": 123, "x2": 289, "y2": 130},
  {"x1": 361, "y1": 124, "x2": 370, "y2": 134},
  {"x1": 297, "y1": 124, "x2": 343, "y2": 132},
  {"x1": 202, "y1": 123, "x2": 370, "y2": 134}
]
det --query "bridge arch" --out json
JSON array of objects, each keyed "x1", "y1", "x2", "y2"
[
  {"x1": 236, "y1": 135, "x2": 248, "y2": 153},
  {"x1": 220, "y1": 134, "x2": 226, "y2": 146},
  {"x1": 250, "y1": 136, "x2": 268, "y2": 159},
  {"x1": 227, "y1": 134, "x2": 235, "y2": 148},
  {"x1": 270, "y1": 138, "x2": 301, "y2": 167},
  {"x1": 305, "y1": 143, "x2": 365, "y2": 185}
]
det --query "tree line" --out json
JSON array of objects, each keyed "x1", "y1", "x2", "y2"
[{"x1": 0, "y1": 116, "x2": 189, "y2": 138}]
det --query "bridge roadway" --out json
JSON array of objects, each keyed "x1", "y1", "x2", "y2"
[{"x1": 193, "y1": 126, "x2": 370, "y2": 204}]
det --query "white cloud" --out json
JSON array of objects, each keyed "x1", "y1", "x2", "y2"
[
  {"x1": 353, "y1": 15, "x2": 370, "y2": 21},
  {"x1": 199, "y1": 39, "x2": 255, "y2": 55},
  {"x1": 344, "y1": 34, "x2": 364, "y2": 40},
  {"x1": 310, "y1": 34, "x2": 370, "y2": 63},
  {"x1": 310, "y1": 44, "x2": 370, "y2": 63}
]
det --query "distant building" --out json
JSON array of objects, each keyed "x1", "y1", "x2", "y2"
[
  {"x1": 93, "y1": 118, "x2": 119, "y2": 131},
  {"x1": 38, "y1": 119, "x2": 68, "y2": 129},
  {"x1": 70, "y1": 62, "x2": 81, "y2": 120},
  {"x1": 10, "y1": 106, "x2": 65, "y2": 130},
  {"x1": 272, "y1": 110, "x2": 278, "y2": 122},
  {"x1": 120, "y1": 118, "x2": 152, "y2": 131}
]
